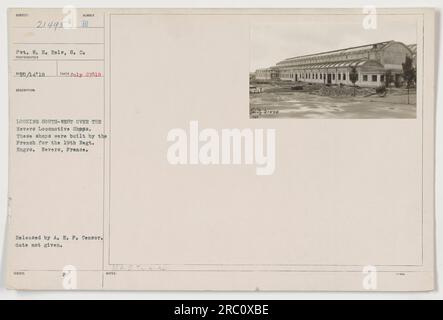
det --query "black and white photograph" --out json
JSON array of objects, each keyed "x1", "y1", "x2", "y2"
[{"x1": 250, "y1": 18, "x2": 418, "y2": 119}]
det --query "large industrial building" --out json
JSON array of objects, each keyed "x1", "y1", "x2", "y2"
[{"x1": 255, "y1": 41, "x2": 415, "y2": 88}]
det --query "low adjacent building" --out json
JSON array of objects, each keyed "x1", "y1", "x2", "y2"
[{"x1": 255, "y1": 66, "x2": 279, "y2": 81}]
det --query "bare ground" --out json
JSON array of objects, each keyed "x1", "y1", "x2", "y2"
[{"x1": 249, "y1": 82, "x2": 417, "y2": 119}]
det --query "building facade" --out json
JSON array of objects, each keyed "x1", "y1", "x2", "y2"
[
  {"x1": 255, "y1": 41, "x2": 414, "y2": 88},
  {"x1": 255, "y1": 66, "x2": 280, "y2": 81}
]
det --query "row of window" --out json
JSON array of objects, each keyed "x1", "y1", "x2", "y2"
[
  {"x1": 279, "y1": 52, "x2": 375, "y2": 67},
  {"x1": 281, "y1": 72, "x2": 385, "y2": 82},
  {"x1": 362, "y1": 74, "x2": 386, "y2": 82}
]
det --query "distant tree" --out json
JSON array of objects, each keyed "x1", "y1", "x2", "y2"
[
  {"x1": 384, "y1": 70, "x2": 393, "y2": 94},
  {"x1": 349, "y1": 67, "x2": 359, "y2": 96},
  {"x1": 402, "y1": 56, "x2": 416, "y2": 104}
]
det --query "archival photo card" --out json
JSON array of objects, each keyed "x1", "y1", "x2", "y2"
[{"x1": 6, "y1": 8, "x2": 435, "y2": 291}]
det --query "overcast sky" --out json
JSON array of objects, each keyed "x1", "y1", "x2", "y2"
[{"x1": 250, "y1": 15, "x2": 418, "y2": 72}]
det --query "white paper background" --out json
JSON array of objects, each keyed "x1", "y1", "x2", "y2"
[{"x1": 0, "y1": 0, "x2": 441, "y2": 299}]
